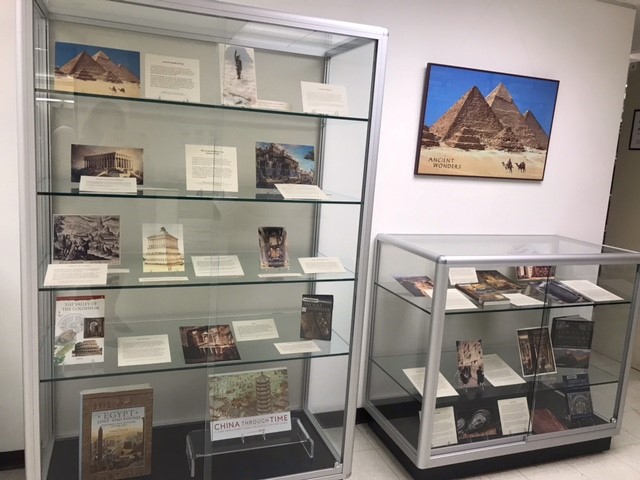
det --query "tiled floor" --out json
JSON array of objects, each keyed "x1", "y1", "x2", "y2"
[{"x1": 4, "y1": 368, "x2": 640, "y2": 480}]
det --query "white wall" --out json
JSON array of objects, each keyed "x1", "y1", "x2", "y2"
[
  {"x1": 226, "y1": 0, "x2": 635, "y2": 403},
  {"x1": 230, "y1": 0, "x2": 633, "y2": 243},
  {"x1": 604, "y1": 64, "x2": 640, "y2": 368},
  {"x1": 1, "y1": 0, "x2": 25, "y2": 453}
]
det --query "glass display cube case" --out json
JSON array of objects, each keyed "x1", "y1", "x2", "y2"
[
  {"x1": 365, "y1": 234, "x2": 640, "y2": 478},
  {"x1": 20, "y1": 1, "x2": 387, "y2": 479}
]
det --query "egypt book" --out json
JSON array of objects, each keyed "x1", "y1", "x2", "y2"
[
  {"x1": 455, "y1": 282, "x2": 510, "y2": 306},
  {"x1": 476, "y1": 270, "x2": 522, "y2": 293},
  {"x1": 393, "y1": 275, "x2": 434, "y2": 297},
  {"x1": 300, "y1": 294, "x2": 333, "y2": 341},
  {"x1": 80, "y1": 384, "x2": 153, "y2": 480},
  {"x1": 551, "y1": 316, "x2": 594, "y2": 369},
  {"x1": 54, "y1": 295, "x2": 105, "y2": 366},
  {"x1": 258, "y1": 226, "x2": 289, "y2": 269},
  {"x1": 456, "y1": 339, "x2": 484, "y2": 388},
  {"x1": 208, "y1": 367, "x2": 290, "y2": 441},
  {"x1": 179, "y1": 324, "x2": 241, "y2": 364},
  {"x1": 563, "y1": 374, "x2": 594, "y2": 422}
]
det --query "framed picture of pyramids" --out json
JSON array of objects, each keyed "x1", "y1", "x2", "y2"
[
  {"x1": 54, "y1": 42, "x2": 141, "y2": 98},
  {"x1": 415, "y1": 64, "x2": 559, "y2": 181}
]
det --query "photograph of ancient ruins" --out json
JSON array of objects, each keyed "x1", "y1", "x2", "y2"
[
  {"x1": 54, "y1": 42, "x2": 141, "y2": 97},
  {"x1": 71, "y1": 144, "x2": 143, "y2": 184},
  {"x1": 415, "y1": 64, "x2": 559, "y2": 180}
]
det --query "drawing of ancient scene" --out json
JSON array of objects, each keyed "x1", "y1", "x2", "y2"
[
  {"x1": 255, "y1": 142, "x2": 315, "y2": 189},
  {"x1": 179, "y1": 324, "x2": 241, "y2": 364},
  {"x1": 53, "y1": 215, "x2": 120, "y2": 264},
  {"x1": 54, "y1": 42, "x2": 140, "y2": 97},
  {"x1": 415, "y1": 64, "x2": 559, "y2": 180}
]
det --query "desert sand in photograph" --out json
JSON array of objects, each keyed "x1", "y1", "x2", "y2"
[
  {"x1": 55, "y1": 76, "x2": 141, "y2": 97},
  {"x1": 418, "y1": 146, "x2": 546, "y2": 180}
]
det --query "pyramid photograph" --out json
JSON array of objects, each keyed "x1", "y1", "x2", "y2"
[
  {"x1": 54, "y1": 42, "x2": 141, "y2": 98},
  {"x1": 415, "y1": 64, "x2": 559, "y2": 180}
]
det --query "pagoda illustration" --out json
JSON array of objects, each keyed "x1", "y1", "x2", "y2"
[{"x1": 255, "y1": 373, "x2": 273, "y2": 415}]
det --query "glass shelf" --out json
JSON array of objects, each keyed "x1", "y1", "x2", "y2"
[
  {"x1": 36, "y1": 181, "x2": 362, "y2": 204},
  {"x1": 35, "y1": 88, "x2": 370, "y2": 122},
  {"x1": 42, "y1": 312, "x2": 350, "y2": 382},
  {"x1": 186, "y1": 418, "x2": 314, "y2": 478},
  {"x1": 39, "y1": 252, "x2": 356, "y2": 291},
  {"x1": 371, "y1": 349, "x2": 621, "y2": 408},
  {"x1": 375, "y1": 279, "x2": 630, "y2": 316}
]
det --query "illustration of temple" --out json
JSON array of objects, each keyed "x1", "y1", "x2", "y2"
[
  {"x1": 84, "y1": 150, "x2": 135, "y2": 171},
  {"x1": 143, "y1": 226, "x2": 184, "y2": 269}
]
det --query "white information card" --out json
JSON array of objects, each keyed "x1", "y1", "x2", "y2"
[
  {"x1": 79, "y1": 176, "x2": 137, "y2": 194},
  {"x1": 274, "y1": 340, "x2": 321, "y2": 354},
  {"x1": 232, "y1": 319, "x2": 279, "y2": 341},
  {"x1": 275, "y1": 184, "x2": 328, "y2": 200},
  {"x1": 402, "y1": 367, "x2": 459, "y2": 398},
  {"x1": 298, "y1": 257, "x2": 346, "y2": 274},
  {"x1": 185, "y1": 144, "x2": 238, "y2": 192},
  {"x1": 483, "y1": 354, "x2": 526, "y2": 387},
  {"x1": 144, "y1": 54, "x2": 200, "y2": 102},
  {"x1": 44, "y1": 263, "x2": 108, "y2": 287},
  {"x1": 191, "y1": 255, "x2": 244, "y2": 277},
  {"x1": 432, "y1": 406, "x2": 458, "y2": 447},
  {"x1": 497, "y1": 397, "x2": 530, "y2": 435},
  {"x1": 560, "y1": 280, "x2": 623, "y2": 302},
  {"x1": 300, "y1": 81, "x2": 348, "y2": 116},
  {"x1": 448, "y1": 267, "x2": 478, "y2": 285},
  {"x1": 117, "y1": 334, "x2": 172, "y2": 367}
]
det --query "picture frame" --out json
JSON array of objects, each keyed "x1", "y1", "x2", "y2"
[
  {"x1": 414, "y1": 64, "x2": 559, "y2": 181},
  {"x1": 629, "y1": 109, "x2": 640, "y2": 150}
]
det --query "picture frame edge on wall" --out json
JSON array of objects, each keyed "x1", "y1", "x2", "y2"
[{"x1": 414, "y1": 62, "x2": 560, "y2": 182}]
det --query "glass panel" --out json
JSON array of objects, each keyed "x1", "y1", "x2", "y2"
[
  {"x1": 384, "y1": 234, "x2": 637, "y2": 259},
  {"x1": 35, "y1": 0, "x2": 382, "y2": 478},
  {"x1": 366, "y1": 236, "x2": 640, "y2": 468}
]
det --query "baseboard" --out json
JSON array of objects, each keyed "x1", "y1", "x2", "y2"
[
  {"x1": 0, "y1": 450, "x2": 25, "y2": 471},
  {"x1": 356, "y1": 407, "x2": 372, "y2": 424}
]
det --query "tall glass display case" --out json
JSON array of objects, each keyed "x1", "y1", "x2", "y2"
[
  {"x1": 20, "y1": 1, "x2": 387, "y2": 479},
  {"x1": 365, "y1": 234, "x2": 640, "y2": 478}
]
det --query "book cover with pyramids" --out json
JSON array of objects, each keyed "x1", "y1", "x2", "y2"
[
  {"x1": 415, "y1": 64, "x2": 559, "y2": 180},
  {"x1": 54, "y1": 42, "x2": 141, "y2": 98}
]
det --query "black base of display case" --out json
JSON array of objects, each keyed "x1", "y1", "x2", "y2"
[
  {"x1": 365, "y1": 412, "x2": 611, "y2": 480},
  {"x1": 46, "y1": 410, "x2": 338, "y2": 480}
]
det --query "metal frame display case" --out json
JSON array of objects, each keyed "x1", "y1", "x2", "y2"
[
  {"x1": 364, "y1": 234, "x2": 640, "y2": 479},
  {"x1": 19, "y1": 1, "x2": 387, "y2": 479}
]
